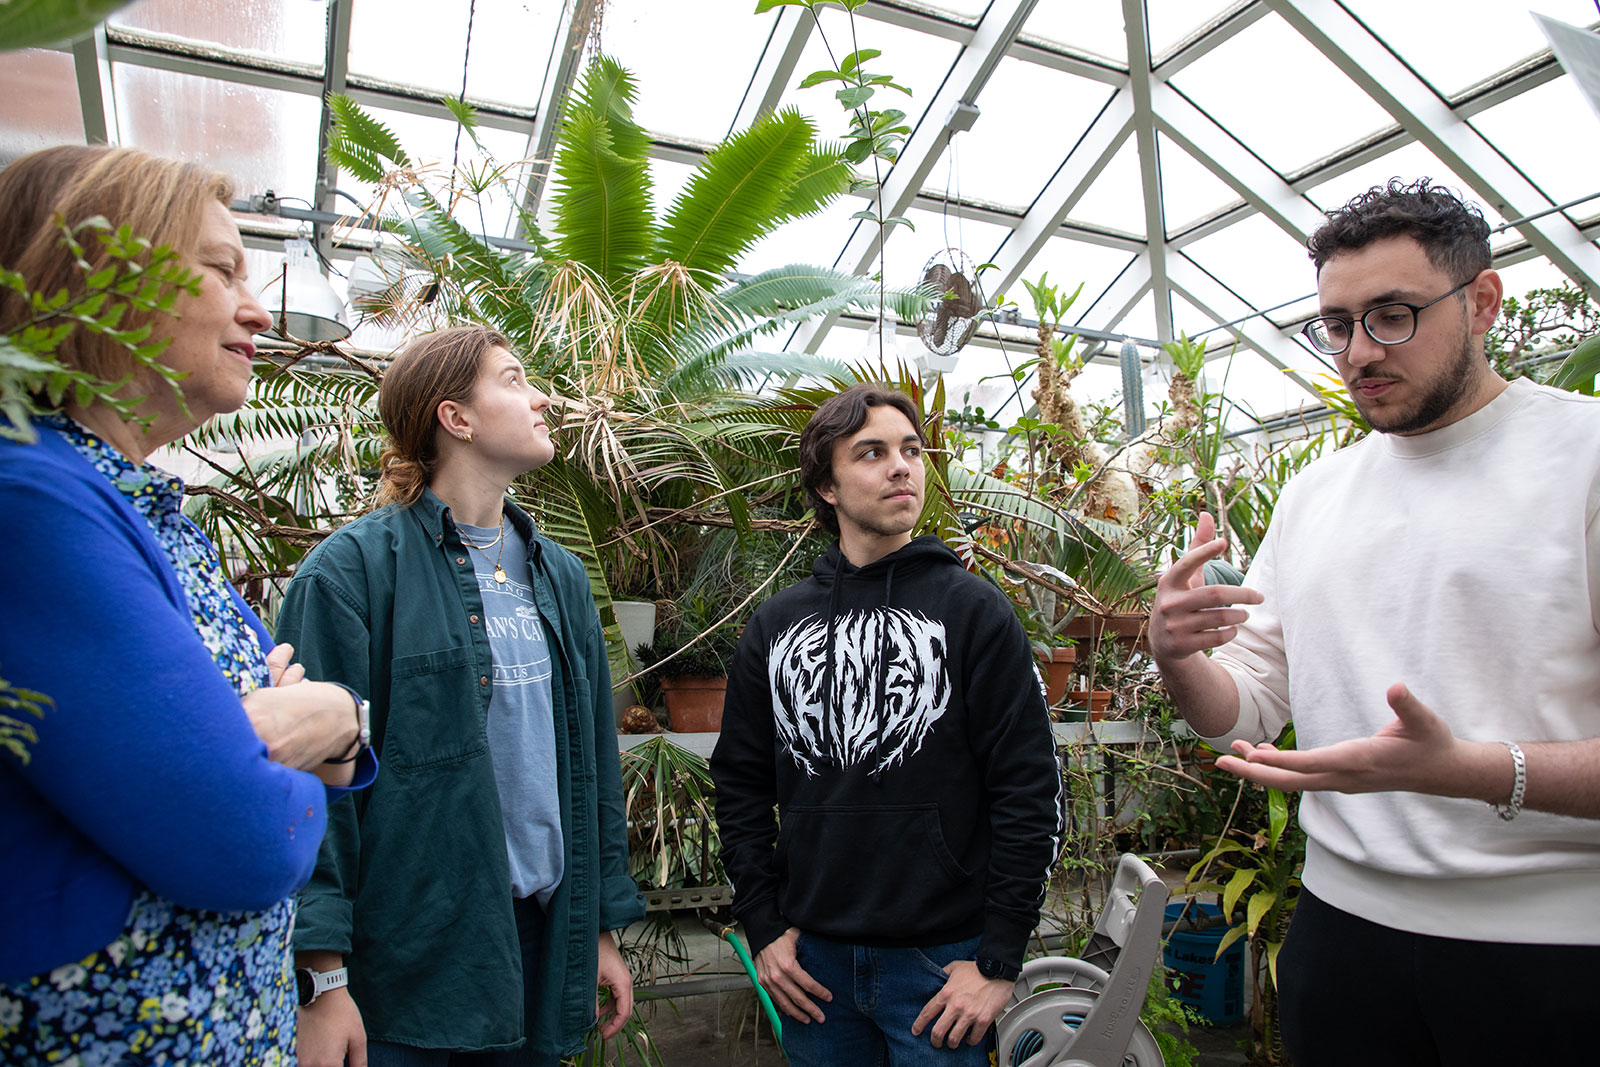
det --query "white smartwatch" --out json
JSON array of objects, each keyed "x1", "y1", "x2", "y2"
[{"x1": 296, "y1": 966, "x2": 348, "y2": 1007}]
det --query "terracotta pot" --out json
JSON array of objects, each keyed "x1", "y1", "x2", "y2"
[
  {"x1": 1036, "y1": 646, "x2": 1077, "y2": 708},
  {"x1": 1067, "y1": 689, "x2": 1113, "y2": 719},
  {"x1": 660, "y1": 675, "x2": 727, "y2": 732}
]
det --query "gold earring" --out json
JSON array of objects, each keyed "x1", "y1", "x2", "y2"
[{"x1": 460, "y1": 432, "x2": 472, "y2": 443}]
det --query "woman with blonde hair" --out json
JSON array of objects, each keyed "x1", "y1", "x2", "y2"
[
  {"x1": 0, "y1": 145, "x2": 376, "y2": 1063},
  {"x1": 278, "y1": 325, "x2": 643, "y2": 1066}
]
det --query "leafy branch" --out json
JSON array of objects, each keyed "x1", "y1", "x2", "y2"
[{"x1": 1, "y1": 217, "x2": 200, "y2": 442}]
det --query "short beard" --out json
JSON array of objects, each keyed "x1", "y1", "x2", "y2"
[{"x1": 1359, "y1": 331, "x2": 1481, "y2": 436}]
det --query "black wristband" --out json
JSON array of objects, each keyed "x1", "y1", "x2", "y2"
[{"x1": 323, "y1": 682, "x2": 371, "y2": 764}]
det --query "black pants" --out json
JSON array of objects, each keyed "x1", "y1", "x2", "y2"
[{"x1": 1279, "y1": 889, "x2": 1596, "y2": 1066}]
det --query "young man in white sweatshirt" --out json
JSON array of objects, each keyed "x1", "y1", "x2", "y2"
[{"x1": 1149, "y1": 179, "x2": 1600, "y2": 1066}]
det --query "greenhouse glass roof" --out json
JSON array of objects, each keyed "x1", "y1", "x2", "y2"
[{"x1": 4, "y1": 0, "x2": 1598, "y2": 429}]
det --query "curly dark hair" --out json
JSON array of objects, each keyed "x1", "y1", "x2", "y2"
[
  {"x1": 1308, "y1": 178, "x2": 1491, "y2": 284},
  {"x1": 799, "y1": 384, "x2": 924, "y2": 535}
]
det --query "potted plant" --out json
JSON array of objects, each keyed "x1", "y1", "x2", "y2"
[{"x1": 636, "y1": 591, "x2": 742, "y2": 733}]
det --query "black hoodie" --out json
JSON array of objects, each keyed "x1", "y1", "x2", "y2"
[{"x1": 710, "y1": 535, "x2": 1063, "y2": 970}]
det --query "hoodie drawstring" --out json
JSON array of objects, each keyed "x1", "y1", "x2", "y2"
[
  {"x1": 821, "y1": 569, "x2": 845, "y2": 757},
  {"x1": 869, "y1": 563, "x2": 897, "y2": 779}
]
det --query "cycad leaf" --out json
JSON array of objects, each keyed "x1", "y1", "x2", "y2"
[
  {"x1": 326, "y1": 93, "x2": 409, "y2": 173},
  {"x1": 551, "y1": 58, "x2": 655, "y2": 289},
  {"x1": 658, "y1": 109, "x2": 815, "y2": 277},
  {"x1": 770, "y1": 141, "x2": 854, "y2": 223}
]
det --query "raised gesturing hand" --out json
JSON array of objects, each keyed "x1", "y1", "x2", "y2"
[{"x1": 1149, "y1": 512, "x2": 1263, "y2": 664}]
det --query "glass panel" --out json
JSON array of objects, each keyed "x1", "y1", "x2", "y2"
[
  {"x1": 1340, "y1": 0, "x2": 1600, "y2": 97},
  {"x1": 924, "y1": 61, "x2": 1117, "y2": 211},
  {"x1": 349, "y1": 0, "x2": 474, "y2": 97},
  {"x1": 599, "y1": 0, "x2": 780, "y2": 141},
  {"x1": 1067, "y1": 137, "x2": 1145, "y2": 236},
  {"x1": 114, "y1": 64, "x2": 321, "y2": 203},
  {"x1": 1302, "y1": 142, "x2": 1512, "y2": 232},
  {"x1": 735, "y1": 194, "x2": 860, "y2": 276},
  {"x1": 1178, "y1": 214, "x2": 1320, "y2": 311},
  {"x1": 1469, "y1": 77, "x2": 1598, "y2": 208},
  {"x1": 648, "y1": 157, "x2": 696, "y2": 222},
  {"x1": 1023, "y1": 2, "x2": 1127, "y2": 63},
  {"x1": 1016, "y1": 237, "x2": 1141, "y2": 326},
  {"x1": 1167, "y1": 12, "x2": 1392, "y2": 175},
  {"x1": 775, "y1": 6, "x2": 961, "y2": 154},
  {"x1": 0, "y1": 49, "x2": 84, "y2": 164},
  {"x1": 110, "y1": 0, "x2": 327, "y2": 67},
  {"x1": 1157, "y1": 132, "x2": 1242, "y2": 235},
  {"x1": 330, "y1": 104, "x2": 531, "y2": 238},
  {"x1": 1496, "y1": 256, "x2": 1582, "y2": 305},
  {"x1": 462, "y1": 1, "x2": 567, "y2": 110},
  {"x1": 1146, "y1": 0, "x2": 1238, "y2": 58},
  {"x1": 1205, "y1": 346, "x2": 1319, "y2": 427}
]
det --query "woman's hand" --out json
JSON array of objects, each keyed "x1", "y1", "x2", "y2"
[
  {"x1": 243, "y1": 645, "x2": 360, "y2": 785},
  {"x1": 297, "y1": 952, "x2": 366, "y2": 1067},
  {"x1": 595, "y1": 930, "x2": 635, "y2": 1040}
]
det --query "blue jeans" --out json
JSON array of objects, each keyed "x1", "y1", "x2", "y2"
[
  {"x1": 781, "y1": 932, "x2": 994, "y2": 1067},
  {"x1": 366, "y1": 896, "x2": 560, "y2": 1067}
]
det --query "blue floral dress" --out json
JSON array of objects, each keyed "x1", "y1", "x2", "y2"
[{"x1": 0, "y1": 417, "x2": 296, "y2": 1065}]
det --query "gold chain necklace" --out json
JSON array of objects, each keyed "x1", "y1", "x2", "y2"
[{"x1": 458, "y1": 518, "x2": 509, "y2": 584}]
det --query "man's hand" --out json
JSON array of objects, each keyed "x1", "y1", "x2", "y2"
[
  {"x1": 754, "y1": 928, "x2": 832, "y2": 1023},
  {"x1": 1218, "y1": 682, "x2": 1494, "y2": 800},
  {"x1": 1149, "y1": 512, "x2": 1263, "y2": 665},
  {"x1": 295, "y1": 951, "x2": 365, "y2": 1067},
  {"x1": 595, "y1": 930, "x2": 634, "y2": 1040},
  {"x1": 910, "y1": 960, "x2": 1012, "y2": 1049}
]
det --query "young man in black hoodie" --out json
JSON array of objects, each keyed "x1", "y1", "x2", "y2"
[{"x1": 711, "y1": 384, "x2": 1063, "y2": 1066}]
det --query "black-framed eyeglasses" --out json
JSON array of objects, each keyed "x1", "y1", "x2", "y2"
[{"x1": 1300, "y1": 279, "x2": 1472, "y2": 356}]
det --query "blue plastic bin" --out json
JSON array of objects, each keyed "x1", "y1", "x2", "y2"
[{"x1": 1162, "y1": 901, "x2": 1245, "y2": 1025}]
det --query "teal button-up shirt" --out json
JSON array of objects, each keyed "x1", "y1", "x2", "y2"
[{"x1": 276, "y1": 489, "x2": 643, "y2": 1056}]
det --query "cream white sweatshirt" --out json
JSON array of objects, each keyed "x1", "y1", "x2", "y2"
[{"x1": 1207, "y1": 377, "x2": 1600, "y2": 944}]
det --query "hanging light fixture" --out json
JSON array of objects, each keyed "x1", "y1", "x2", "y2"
[{"x1": 264, "y1": 236, "x2": 351, "y2": 342}]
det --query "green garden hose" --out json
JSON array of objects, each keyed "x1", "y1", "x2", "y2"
[{"x1": 708, "y1": 920, "x2": 784, "y2": 1050}]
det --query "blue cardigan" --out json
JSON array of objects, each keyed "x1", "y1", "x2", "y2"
[{"x1": 0, "y1": 426, "x2": 373, "y2": 982}]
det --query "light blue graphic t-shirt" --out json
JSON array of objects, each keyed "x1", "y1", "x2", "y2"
[{"x1": 458, "y1": 517, "x2": 564, "y2": 904}]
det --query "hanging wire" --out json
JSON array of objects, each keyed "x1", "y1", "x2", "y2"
[{"x1": 447, "y1": 0, "x2": 480, "y2": 205}]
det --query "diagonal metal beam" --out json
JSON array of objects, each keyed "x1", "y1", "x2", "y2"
[
  {"x1": 1166, "y1": 255, "x2": 1328, "y2": 395},
  {"x1": 514, "y1": 0, "x2": 591, "y2": 233},
  {"x1": 71, "y1": 22, "x2": 119, "y2": 146},
  {"x1": 985, "y1": 85, "x2": 1134, "y2": 297},
  {"x1": 1151, "y1": 80, "x2": 1326, "y2": 244},
  {"x1": 1122, "y1": 0, "x2": 1172, "y2": 342},
  {"x1": 728, "y1": 6, "x2": 814, "y2": 137},
  {"x1": 1267, "y1": 0, "x2": 1600, "y2": 300},
  {"x1": 1150, "y1": 0, "x2": 1266, "y2": 79},
  {"x1": 312, "y1": 0, "x2": 353, "y2": 264}
]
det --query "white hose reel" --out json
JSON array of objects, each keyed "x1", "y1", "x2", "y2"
[{"x1": 996, "y1": 854, "x2": 1169, "y2": 1067}]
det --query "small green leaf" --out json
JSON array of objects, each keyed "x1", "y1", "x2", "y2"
[
  {"x1": 881, "y1": 214, "x2": 913, "y2": 233},
  {"x1": 754, "y1": 0, "x2": 811, "y2": 11},
  {"x1": 840, "y1": 48, "x2": 881, "y2": 75},
  {"x1": 440, "y1": 95, "x2": 480, "y2": 140},
  {"x1": 836, "y1": 85, "x2": 875, "y2": 109},
  {"x1": 798, "y1": 69, "x2": 849, "y2": 89},
  {"x1": 1246, "y1": 888, "x2": 1274, "y2": 937},
  {"x1": 1222, "y1": 866, "x2": 1256, "y2": 921},
  {"x1": 849, "y1": 209, "x2": 879, "y2": 222}
]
